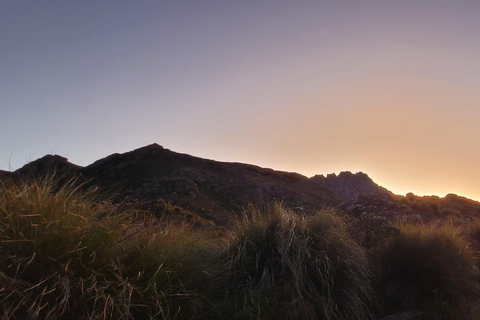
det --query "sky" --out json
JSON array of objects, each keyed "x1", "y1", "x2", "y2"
[{"x1": 2, "y1": 1, "x2": 480, "y2": 201}]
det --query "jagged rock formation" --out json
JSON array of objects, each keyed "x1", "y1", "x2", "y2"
[{"x1": 311, "y1": 171, "x2": 391, "y2": 200}]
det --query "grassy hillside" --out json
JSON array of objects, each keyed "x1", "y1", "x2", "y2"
[{"x1": 1, "y1": 177, "x2": 480, "y2": 319}]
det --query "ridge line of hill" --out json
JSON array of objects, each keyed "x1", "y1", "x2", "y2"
[{"x1": 2, "y1": 143, "x2": 479, "y2": 225}]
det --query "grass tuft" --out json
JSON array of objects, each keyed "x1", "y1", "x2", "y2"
[
  {"x1": 373, "y1": 222, "x2": 480, "y2": 320},
  {"x1": 226, "y1": 203, "x2": 376, "y2": 320},
  {"x1": 0, "y1": 177, "x2": 223, "y2": 319}
]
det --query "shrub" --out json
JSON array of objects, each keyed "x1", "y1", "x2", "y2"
[
  {"x1": 373, "y1": 222, "x2": 480, "y2": 320},
  {"x1": 226, "y1": 203, "x2": 376, "y2": 320}
]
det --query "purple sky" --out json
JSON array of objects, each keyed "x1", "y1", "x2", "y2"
[{"x1": 2, "y1": 1, "x2": 480, "y2": 200}]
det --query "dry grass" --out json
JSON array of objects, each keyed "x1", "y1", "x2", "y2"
[
  {"x1": 373, "y1": 222, "x2": 480, "y2": 320},
  {"x1": 226, "y1": 204, "x2": 376, "y2": 320},
  {"x1": 0, "y1": 177, "x2": 223, "y2": 319},
  {"x1": 3, "y1": 177, "x2": 480, "y2": 319}
]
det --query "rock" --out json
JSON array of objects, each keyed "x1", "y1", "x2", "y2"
[{"x1": 310, "y1": 171, "x2": 392, "y2": 201}]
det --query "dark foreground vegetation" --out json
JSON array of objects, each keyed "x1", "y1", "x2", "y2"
[{"x1": 1, "y1": 178, "x2": 480, "y2": 319}]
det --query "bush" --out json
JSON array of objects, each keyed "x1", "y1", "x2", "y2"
[
  {"x1": 373, "y1": 222, "x2": 480, "y2": 320},
  {"x1": 226, "y1": 203, "x2": 376, "y2": 320}
]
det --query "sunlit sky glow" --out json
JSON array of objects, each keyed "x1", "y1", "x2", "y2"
[{"x1": 2, "y1": 1, "x2": 480, "y2": 200}]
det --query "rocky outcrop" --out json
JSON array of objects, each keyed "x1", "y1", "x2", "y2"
[
  {"x1": 340, "y1": 192, "x2": 414, "y2": 220},
  {"x1": 340, "y1": 191, "x2": 480, "y2": 225},
  {"x1": 310, "y1": 171, "x2": 391, "y2": 201}
]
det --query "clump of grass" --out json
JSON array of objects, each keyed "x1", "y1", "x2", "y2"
[
  {"x1": 0, "y1": 177, "x2": 223, "y2": 319},
  {"x1": 461, "y1": 218, "x2": 480, "y2": 253},
  {"x1": 373, "y1": 222, "x2": 480, "y2": 320},
  {"x1": 119, "y1": 217, "x2": 226, "y2": 319},
  {"x1": 226, "y1": 203, "x2": 376, "y2": 320}
]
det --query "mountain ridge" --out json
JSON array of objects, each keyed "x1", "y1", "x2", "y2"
[{"x1": 4, "y1": 143, "x2": 480, "y2": 226}]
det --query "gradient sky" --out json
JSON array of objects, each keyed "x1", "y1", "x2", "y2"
[{"x1": 2, "y1": 1, "x2": 480, "y2": 200}]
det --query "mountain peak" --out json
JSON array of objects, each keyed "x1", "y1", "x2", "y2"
[
  {"x1": 15, "y1": 154, "x2": 79, "y2": 176},
  {"x1": 87, "y1": 143, "x2": 167, "y2": 170},
  {"x1": 130, "y1": 143, "x2": 165, "y2": 157},
  {"x1": 134, "y1": 143, "x2": 164, "y2": 152}
]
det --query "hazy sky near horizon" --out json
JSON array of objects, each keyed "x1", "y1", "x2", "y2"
[{"x1": 2, "y1": 1, "x2": 480, "y2": 200}]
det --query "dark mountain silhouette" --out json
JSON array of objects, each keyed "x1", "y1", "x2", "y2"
[
  {"x1": 79, "y1": 144, "x2": 345, "y2": 224},
  {"x1": 4, "y1": 143, "x2": 480, "y2": 226}
]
